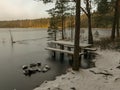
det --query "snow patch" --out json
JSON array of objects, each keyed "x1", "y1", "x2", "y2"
[{"x1": 34, "y1": 50, "x2": 120, "y2": 90}]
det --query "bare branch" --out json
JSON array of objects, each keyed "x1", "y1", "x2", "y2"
[{"x1": 80, "y1": 7, "x2": 88, "y2": 16}]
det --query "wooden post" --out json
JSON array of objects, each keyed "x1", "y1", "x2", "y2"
[
  {"x1": 69, "y1": 55, "x2": 73, "y2": 66},
  {"x1": 67, "y1": 47, "x2": 73, "y2": 65},
  {"x1": 9, "y1": 30, "x2": 15, "y2": 44},
  {"x1": 52, "y1": 51, "x2": 56, "y2": 58},
  {"x1": 53, "y1": 29, "x2": 57, "y2": 58},
  {"x1": 60, "y1": 45, "x2": 64, "y2": 61},
  {"x1": 72, "y1": 0, "x2": 81, "y2": 71}
]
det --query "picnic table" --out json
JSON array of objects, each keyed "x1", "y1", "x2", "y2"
[
  {"x1": 48, "y1": 40, "x2": 92, "y2": 48},
  {"x1": 46, "y1": 40, "x2": 94, "y2": 59},
  {"x1": 46, "y1": 40, "x2": 97, "y2": 68}
]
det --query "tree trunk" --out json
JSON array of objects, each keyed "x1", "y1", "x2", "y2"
[
  {"x1": 88, "y1": 14, "x2": 93, "y2": 44},
  {"x1": 60, "y1": 2, "x2": 64, "y2": 61},
  {"x1": 116, "y1": 0, "x2": 120, "y2": 37},
  {"x1": 72, "y1": 0, "x2": 81, "y2": 71},
  {"x1": 70, "y1": 14, "x2": 74, "y2": 41},
  {"x1": 111, "y1": 0, "x2": 118, "y2": 40},
  {"x1": 61, "y1": 3, "x2": 64, "y2": 40},
  {"x1": 116, "y1": 13, "x2": 119, "y2": 37},
  {"x1": 62, "y1": 15, "x2": 64, "y2": 39},
  {"x1": 86, "y1": 0, "x2": 93, "y2": 44}
]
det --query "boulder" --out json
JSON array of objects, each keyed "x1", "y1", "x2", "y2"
[{"x1": 22, "y1": 65, "x2": 28, "y2": 70}]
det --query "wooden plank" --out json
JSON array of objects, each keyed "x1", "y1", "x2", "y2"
[
  {"x1": 45, "y1": 47, "x2": 74, "y2": 55},
  {"x1": 48, "y1": 40, "x2": 74, "y2": 47},
  {"x1": 84, "y1": 48, "x2": 97, "y2": 51},
  {"x1": 48, "y1": 40, "x2": 92, "y2": 48},
  {"x1": 45, "y1": 47, "x2": 83, "y2": 55}
]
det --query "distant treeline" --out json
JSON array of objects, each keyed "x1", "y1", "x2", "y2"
[
  {"x1": 0, "y1": 18, "x2": 49, "y2": 28},
  {"x1": 81, "y1": 12, "x2": 114, "y2": 28},
  {"x1": 0, "y1": 13, "x2": 116, "y2": 28}
]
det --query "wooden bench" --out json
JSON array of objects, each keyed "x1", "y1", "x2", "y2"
[
  {"x1": 48, "y1": 41, "x2": 92, "y2": 48},
  {"x1": 45, "y1": 47, "x2": 74, "y2": 55},
  {"x1": 83, "y1": 47, "x2": 97, "y2": 51},
  {"x1": 45, "y1": 47, "x2": 83, "y2": 55},
  {"x1": 83, "y1": 47, "x2": 97, "y2": 59}
]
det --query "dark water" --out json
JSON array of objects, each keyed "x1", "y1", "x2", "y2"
[
  {"x1": 0, "y1": 28, "x2": 70, "y2": 90},
  {"x1": 0, "y1": 28, "x2": 111, "y2": 90}
]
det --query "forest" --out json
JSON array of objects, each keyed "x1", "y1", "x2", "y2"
[
  {"x1": 0, "y1": 0, "x2": 119, "y2": 28},
  {"x1": 0, "y1": 18, "x2": 49, "y2": 28},
  {"x1": 0, "y1": 13, "x2": 116, "y2": 28}
]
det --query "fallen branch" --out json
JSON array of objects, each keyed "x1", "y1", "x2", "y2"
[{"x1": 89, "y1": 70, "x2": 113, "y2": 76}]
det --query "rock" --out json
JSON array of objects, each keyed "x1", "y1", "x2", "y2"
[
  {"x1": 29, "y1": 68, "x2": 37, "y2": 73},
  {"x1": 23, "y1": 69, "x2": 30, "y2": 75},
  {"x1": 37, "y1": 62, "x2": 41, "y2": 66},
  {"x1": 30, "y1": 63, "x2": 37, "y2": 68},
  {"x1": 47, "y1": 88, "x2": 50, "y2": 90},
  {"x1": 41, "y1": 64, "x2": 51, "y2": 73},
  {"x1": 114, "y1": 78, "x2": 120, "y2": 82},
  {"x1": 23, "y1": 68, "x2": 37, "y2": 76},
  {"x1": 22, "y1": 65, "x2": 28, "y2": 70},
  {"x1": 37, "y1": 68, "x2": 42, "y2": 72},
  {"x1": 116, "y1": 66, "x2": 120, "y2": 69},
  {"x1": 45, "y1": 64, "x2": 50, "y2": 70},
  {"x1": 42, "y1": 67, "x2": 48, "y2": 73},
  {"x1": 70, "y1": 87, "x2": 76, "y2": 90}
]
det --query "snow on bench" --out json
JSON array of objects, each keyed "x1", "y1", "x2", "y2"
[
  {"x1": 84, "y1": 48, "x2": 97, "y2": 51},
  {"x1": 45, "y1": 47, "x2": 83, "y2": 55},
  {"x1": 48, "y1": 40, "x2": 92, "y2": 48}
]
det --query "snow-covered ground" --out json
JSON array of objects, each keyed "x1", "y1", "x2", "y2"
[{"x1": 34, "y1": 50, "x2": 120, "y2": 90}]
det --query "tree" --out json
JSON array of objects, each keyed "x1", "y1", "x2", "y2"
[
  {"x1": 97, "y1": 0, "x2": 109, "y2": 14},
  {"x1": 111, "y1": 0, "x2": 119, "y2": 40},
  {"x1": 95, "y1": 0, "x2": 120, "y2": 40},
  {"x1": 39, "y1": 0, "x2": 81, "y2": 71},
  {"x1": 69, "y1": 4, "x2": 75, "y2": 41},
  {"x1": 81, "y1": 0, "x2": 93, "y2": 44},
  {"x1": 54, "y1": 0, "x2": 70, "y2": 39},
  {"x1": 85, "y1": 0, "x2": 93, "y2": 44},
  {"x1": 47, "y1": 8, "x2": 58, "y2": 41},
  {"x1": 72, "y1": 0, "x2": 81, "y2": 71},
  {"x1": 116, "y1": 0, "x2": 120, "y2": 37}
]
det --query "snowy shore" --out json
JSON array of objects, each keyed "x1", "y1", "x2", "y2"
[{"x1": 34, "y1": 50, "x2": 120, "y2": 90}]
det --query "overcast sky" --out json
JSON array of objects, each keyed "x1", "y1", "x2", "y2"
[
  {"x1": 0, "y1": 0, "x2": 55, "y2": 21},
  {"x1": 0, "y1": 0, "x2": 96, "y2": 21}
]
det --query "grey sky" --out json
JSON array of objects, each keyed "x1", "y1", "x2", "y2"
[
  {"x1": 0, "y1": 0, "x2": 54, "y2": 20},
  {"x1": 0, "y1": 0, "x2": 96, "y2": 21}
]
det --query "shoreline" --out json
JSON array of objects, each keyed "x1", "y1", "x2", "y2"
[{"x1": 34, "y1": 50, "x2": 120, "y2": 90}]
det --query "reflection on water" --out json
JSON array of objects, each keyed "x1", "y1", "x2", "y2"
[
  {"x1": 0, "y1": 28, "x2": 69, "y2": 90},
  {"x1": 0, "y1": 28, "x2": 111, "y2": 90},
  {"x1": 48, "y1": 28, "x2": 111, "y2": 42}
]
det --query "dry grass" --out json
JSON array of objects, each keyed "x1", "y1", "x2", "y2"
[{"x1": 94, "y1": 37, "x2": 120, "y2": 50}]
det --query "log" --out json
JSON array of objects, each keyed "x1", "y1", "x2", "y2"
[{"x1": 89, "y1": 70, "x2": 113, "y2": 76}]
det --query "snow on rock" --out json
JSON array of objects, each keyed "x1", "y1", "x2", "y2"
[{"x1": 34, "y1": 50, "x2": 120, "y2": 90}]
